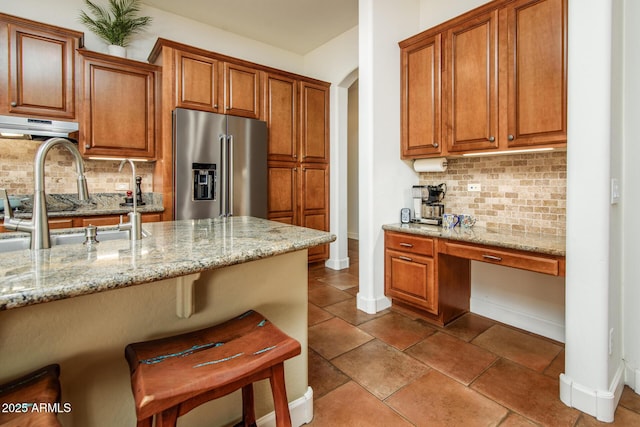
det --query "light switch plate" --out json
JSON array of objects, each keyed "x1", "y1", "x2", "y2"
[{"x1": 611, "y1": 178, "x2": 620, "y2": 204}]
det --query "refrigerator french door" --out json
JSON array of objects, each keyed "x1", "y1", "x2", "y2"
[{"x1": 173, "y1": 108, "x2": 268, "y2": 220}]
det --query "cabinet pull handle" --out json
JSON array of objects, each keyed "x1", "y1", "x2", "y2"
[
  {"x1": 488, "y1": 136, "x2": 495, "y2": 142},
  {"x1": 482, "y1": 254, "x2": 502, "y2": 262},
  {"x1": 399, "y1": 256, "x2": 413, "y2": 262},
  {"x1": 432, "y1": 142, "x2": 439, "y2": 148},
  {"x1": 10, "y1": 101, "x2": 17, "y2": 107},
  {"x1": 508, "y1": 134, "x2": 515, "y2": 141},
  {"x1": 399, "y1": 243, "x2": 413, "y2": 248}
]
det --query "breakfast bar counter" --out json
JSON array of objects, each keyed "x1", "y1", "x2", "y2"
[{"x1": 0, "y1": 217, "x2": 334, "y2": 427}]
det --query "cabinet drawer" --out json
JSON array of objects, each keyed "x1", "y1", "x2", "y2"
[
  {"x1": 441, "y1": 241, "x2": 562, "y2": 276},
  {"x1": 385, "y1": 231, "x2": 434, "y2": 257}
]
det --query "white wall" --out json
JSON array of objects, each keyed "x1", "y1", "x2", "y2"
[
  {"x1": 2, "y1": 0, "x2": 305, "y2": 75},
  {"x1": 620, "y1": 0, "x2": 640, "y2": 393}
]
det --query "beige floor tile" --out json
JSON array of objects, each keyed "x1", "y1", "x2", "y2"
[
  {"x1": 332, "y1": 339, "x2": 430, "y2": 400},
  {"x1": 308, "y1": 302, "x2": 334, "y2": 326},
  {"x1": 471, "y1": 358, "x2": 580, "y2": 426},
  {"x1": 472, "y1": 324, "x2": 562, "y2": 372},
  {"x1": 317, "y1": 271, "x2": 359, "y2": 290},
  {"x1": 324, "y1": 298, "x2": 389, "y2": 326},
  {"x1": 359, "y1": 312, "x2": 437, "y2": 350},
  {"x1": 308, "y1": 381, "x2": 413, "y2": 426},
  {"x1": 308, "y1": 317, "x2": 374, "y2": 359},
  {"x1": 308, "y1": 348, "x2": 350, "y2": 399},
  {"x1": 441, "y1": 312, "x2": 497, "y2": 342},
  {"x1": 386, "y1": 370, "x2": 509, "y2": 427},
  {"x1": 407, "y1": 331, "x2": 497, "y2": 385},
  {"x1": 308, "y1": 284, "x2": 353, "y2": 307}
]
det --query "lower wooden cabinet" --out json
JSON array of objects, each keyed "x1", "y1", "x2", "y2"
[
  {"x1": 385, "y1": 248, "x2": 438, "y2": 314},
  {"x1": 384, "y1": 230, "x2": 470, "y2": 326}
]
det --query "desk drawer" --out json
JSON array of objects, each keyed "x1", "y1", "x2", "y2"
[
  {"x1": 441, "y1": 241, "x2": 561, "y2": 276},
  {"x1": 385, "y1": 231, "x2": 434, "y2": 257}
]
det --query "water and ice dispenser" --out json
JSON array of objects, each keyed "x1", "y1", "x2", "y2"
[{"x1": 192, "y1": 163, "x2": 216, "y2": 201}]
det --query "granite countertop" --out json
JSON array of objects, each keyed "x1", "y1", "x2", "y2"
[
  {"x1": 0, "y1": 217, "x2": 335, "y2": 311},
  {"x1": 383, "y1": 222, "x2": 566, "y2": 256},
  {"x1": 12, "y1": 193, "x2": 164, "y2": 218}
]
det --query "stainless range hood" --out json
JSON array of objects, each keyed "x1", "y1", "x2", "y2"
[{"x1": 0, "y1": 115, "x2": 79, "y2": 138}]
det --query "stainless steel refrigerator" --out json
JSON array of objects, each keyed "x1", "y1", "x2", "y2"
[{"x1": 173, "y1": 108, "x2": 268, "y2": 220}]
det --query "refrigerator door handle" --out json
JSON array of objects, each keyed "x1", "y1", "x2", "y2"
[
  {"x1": 220, "y1": 134, "x2": 227, "y2": 217},
  {"x1": 228, "y1": 134, "x2": 234, "y2": 217}
]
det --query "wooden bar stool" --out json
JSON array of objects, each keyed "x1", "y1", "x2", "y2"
[
  {"x1": 0, "y1": 364, "x2": 62, "y2": 427},
  {"x1": 125, "y1": 310, "x2": 301, "y2": 427}
]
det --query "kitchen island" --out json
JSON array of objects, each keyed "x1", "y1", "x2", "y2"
[{"x1": 0, "y1": 217, "x2": 334, "y2": 427}]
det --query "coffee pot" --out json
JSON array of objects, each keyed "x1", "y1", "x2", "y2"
[{"x1": 426, "y1": 183, "x2": 446, "y2": 203}]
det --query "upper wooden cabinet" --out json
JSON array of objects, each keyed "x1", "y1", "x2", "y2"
[
  {"x1": 503, "y1": 0, "x2": 567, "y2": 148},
  {"x1": 264, "y1": 72, "x2": 298, "y2": 162},
  {"x1": 0, "y1": 13, "x2": 82, "y2": 120},
  {"x1": 78, "y1": 49, "x2": 159, "y2": 159},
  {"x1": 399, "y1": 0, "x2": 567, "y2": 158},
  {"x1": 175, "y1": 50, "x2": 221, "y2": 113},
  {"x1": 300, "y1": 81, "x2": 330, "y2": 163},
  {"x1": 223, "y1": 62, "x2": 261, "y2": 119},
  {"x1": 444, "y1": 9, "x2": 499, "y2": 153},
  {"x1": 400, "y1": 33, "x2": 442, "y2": 159}
]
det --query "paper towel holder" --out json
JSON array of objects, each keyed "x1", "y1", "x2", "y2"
[{"x1": 413, "y1": 157, "x2": 448, "y2": 173}]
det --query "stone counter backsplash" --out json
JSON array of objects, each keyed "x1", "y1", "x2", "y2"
[
  {"x1": 0, "y1": 137, "x2": 155, "y2": 195},
  {"x1": 418, "y1": 151, "x2": 566, "y2": 236},
  {"x1": 13, "y1": 192, "x2": 163, "y2": 215}
]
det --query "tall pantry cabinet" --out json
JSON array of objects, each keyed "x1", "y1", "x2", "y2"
[{"x1": 265, "y1": 74, "x2": 330, "y2": 263}]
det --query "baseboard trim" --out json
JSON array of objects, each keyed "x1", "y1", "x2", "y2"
[
  {"x1": 560, "y1": 363, "x2": 625, "y2": 422},
  {"x1": 356, "y1": 292, "x2": 391, "y2": 314},
  {"x1": 325, "y1": 257, "x2": 350, "y2": 271},
  {"x1": 624, "y1": 361, "x2": 640, "y2": 393},
  {"x1": 257, "y1": 386, "x2": 314, "y2": 427},
  {"x1": 470, "y1": 297, "x2": 565, "y2": 342}
]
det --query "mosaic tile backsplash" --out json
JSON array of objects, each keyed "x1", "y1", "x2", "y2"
[
  {"x1": 0, "y1": 138, "x2": 155, "y2": 195},
  {"x1": 418, "y1": 151, "x2": 567, "y2": 236}
]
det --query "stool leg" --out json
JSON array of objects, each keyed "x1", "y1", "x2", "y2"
[
  {"x1": 136, "y1": 418, "x2": 152, "y2": 427},
  {"x1": 241, "y1": 384, "x2": 257, "y2": 427},
  {"x1": 269, "y1": 363, "x2": 292, "y2": 427},
  {"x1": 155, "y1": 406, "x2": 179, "y2": 427}
]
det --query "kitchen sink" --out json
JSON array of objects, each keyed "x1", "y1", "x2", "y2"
[{"x1": 0, "y1": 229, "x2": 133, "y2": 254}]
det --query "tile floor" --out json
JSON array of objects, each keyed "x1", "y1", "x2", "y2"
[{"x1": 306, "y1": 240, "x2": 640, "y2": 426}]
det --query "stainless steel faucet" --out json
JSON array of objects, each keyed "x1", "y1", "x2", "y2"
[
  {"x1": 117, "y1": 159, "x2": 142, "y2": 240},
  {"x1": 1, "y1": 137, "x2": 89, "y2": 250}
]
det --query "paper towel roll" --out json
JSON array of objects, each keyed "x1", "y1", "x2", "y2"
[{"x1": 413, "y1": 157, "x2": 448, "y2": 173}]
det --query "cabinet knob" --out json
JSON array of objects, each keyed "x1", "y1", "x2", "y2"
[
  {"x1": 293, "y1": 167, "x2": 297, "y2": 171},
  {"x1": 214, "y1": 104, "x2": 219, "y2": 109},
  {"x1": 508, "y1": 134, "x2": 515, "y2": 141},
  {"x1": 84, "y1": 144, "x2": 90, "y2": 149},
  {"x1": 226, "y1": 106, "x2": 230, "y2": 110},
  {"x1": 10, "y1": 101, "x2": 17, "y2": 107},
  {"x1": 432, "y1": 142, "x2": 439, "y2": 148},
  {"x1": 488, "y1": 136, "x2": 495, "y2": 142}
]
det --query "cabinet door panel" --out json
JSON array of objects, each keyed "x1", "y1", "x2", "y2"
[
  {"x1": 268, "y1": 162, "x2": 297, "y2": 223},
  {"x1": 506, "y1": 0, "x2": 567, "y2": 147},
  {"x1": 385, "y1": 249, "x2": 437, "y2": 314},
  {"x1": 5, "y1": 22, "x2": 79, "y2": 119},
  {"x1": 177, "y1": 52, "x2": 220, "y2": 112},
  {"x1": 81, "y1": 54, "x2": 156, "y2": 158},
  {"x1": 265, "y1": 73, "x2": 297, "y2": 161},
  {"x1": 302, "y1": 164, "x2": 328, "y2": 212},
  {"x1": 401, "y1": 34, "x2": 442, "y2": 158},
  {"x1": 300, "y1": 81, "x2": 329, "y2": 162},
  {"x1": 445, "y1": 11, "x2": 499, "y2": 152},
  {"x1": 305, "y1": 213, "x2": 329, "y2": 260},
  {"x1": 224, "y1": 62, "x2": 260, "y2": 119}
]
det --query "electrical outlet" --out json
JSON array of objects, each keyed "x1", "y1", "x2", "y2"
[
  {"x1": 611, "y1": 178, "x2": 620, "y2": 204},
  {"x1": 116, "y1": 183, "x2": 129, "y2": 191},
  {"x1": 468, "y1": 183, "x2": 481, "y2": 192}
]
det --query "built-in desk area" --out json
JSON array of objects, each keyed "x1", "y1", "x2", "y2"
[{"x1": 382, "y1": 223, "x2": 566, "y2": 326}]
